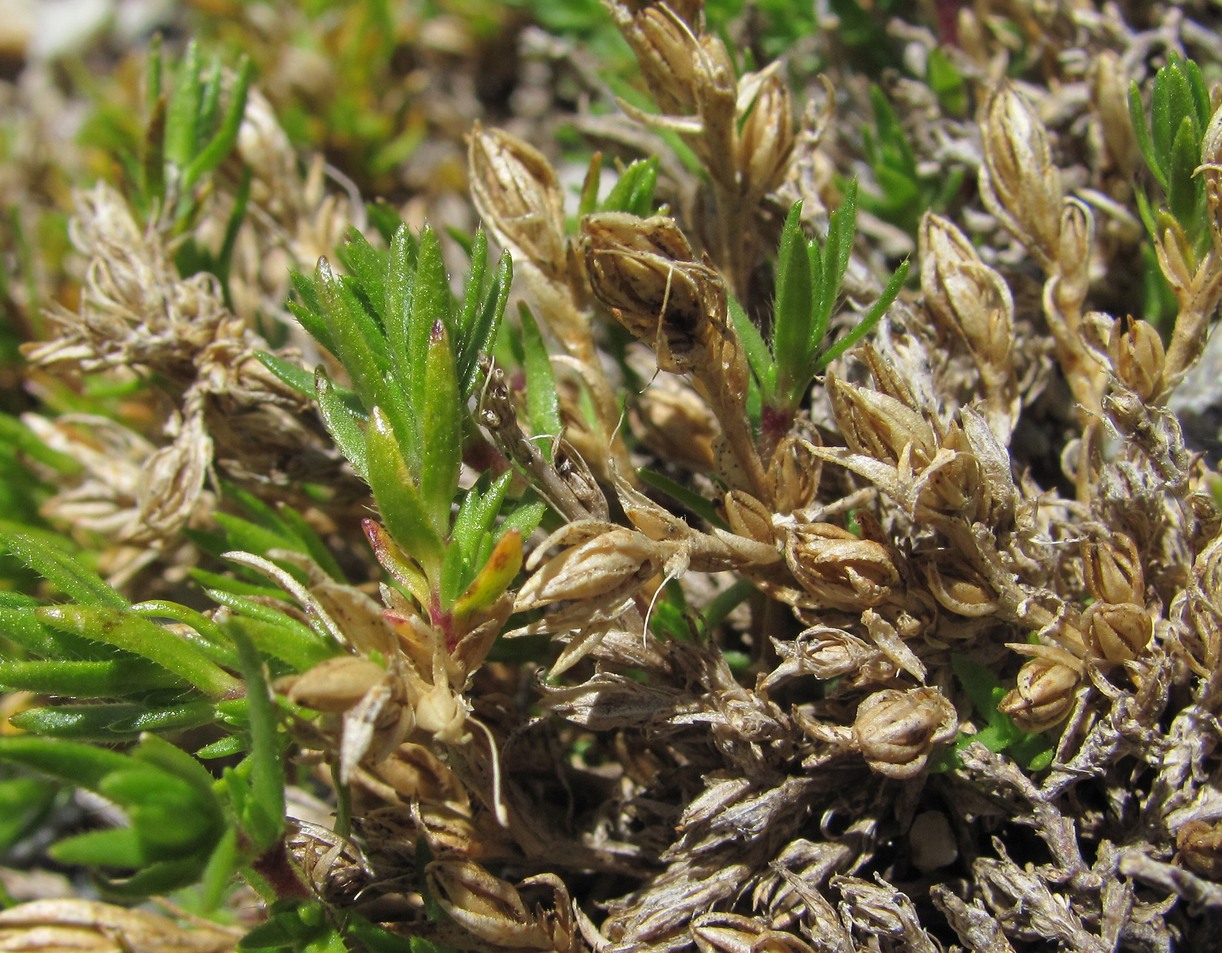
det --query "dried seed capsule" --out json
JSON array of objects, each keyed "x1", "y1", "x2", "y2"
[
  {"x1": 924, "y1": 558, "x2": 999, "y2": 617},
  {"x1": 1082, "y1": 535, "x2": 1144, "y2": 605},
  {"x1": 468, "y1": 123, "x2": 566, "y2": 274},
  {"x1": 979, "y1": 82, "x2": 1063, "y2": 268},
  {"x1": 768, "y1": 435, "x2": 821, "y2": 513},
  {"x1": 581, "y1": 212, "x2": 719, "y2": 374},
  {"x1": 1083, "y1": 602, "x2": 1153, "y2": 665},
  {"x1": 1178, "y1": 820, "x2": 1222, "y2": 880},
  {"x1": 785, "y1": 522, "x2": 899, "y2": 610},
  {"x1": 723, "y1": 490, "x2": 775, "y2": 544},
  {"x1": 1202, "y1": 102, "x2": 1222, "y2": 245},
  {"x1": 629, "y1": 5, "x2": 701, "y2": 115},
  {"x1": 853, "y1": 687, "x2": 958, "y2": 780},
  {"x1": 1107, "y1": 316, "x2": 1165, "y2": 401},
  {"x1": 998, "y1": 657, "x2": 1080, "y2": 732},
  {"x1": 826, "y1": 373, "x2": 937, "y2": 467},
  {"x1": 919, "y1": 212, "x2": 1014, "y2": 381},
  {"x1": 737, "y1": 72, "x2": 794, "y2": 199}
]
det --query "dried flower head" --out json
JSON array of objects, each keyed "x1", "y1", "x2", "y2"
[{"x1": 852, "y1": 687, "x2": 958, "y2": 779}]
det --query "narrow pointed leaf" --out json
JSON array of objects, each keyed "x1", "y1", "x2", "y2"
[
  {"x1": 419, "y1": 322, "x2": 462, "y2": 537},
  {"x1": 366, "y1": 407, "x2": 445, "y2": 578},
  {"x1": 35, "y1": 606, "x2": 240, "y2": 697},
  {"x1": 0, "y1": 531, "x2": 126, "y2": 609}
]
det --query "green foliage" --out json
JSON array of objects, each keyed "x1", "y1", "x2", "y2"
[
  {"x1": 860, "y1": 85, "x2": 964, "y2": 235},
  {"x1": 731, "y1": 190, "x2": 909, "y2": 425},
  {"x1": 279, "y1": 223, "x2": 542, "y2": 621},
  {"x1": 939, "y1": 654, "x2": 1054, "y2": 772},
  {"x1": 1129, "y1": 54, "x2": 1213, "y2": 269},
  {"x1": 0, "y1": 735, "x2": 234, "y2": 899}
]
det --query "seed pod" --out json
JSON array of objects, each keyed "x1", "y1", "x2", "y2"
[
  {"x1": 1178, "y1": 820, "x2": 1222, "y2": 880},
  {"x1": 468, "y1": 123, "x2": 566, "y2": 274},
  {"x1": 853, "y1": 687, "x2": 958, "y2": 780},
  {"x1": 723, "y1": 490, "x2": 775, "y2": 544},
  {"x1": 692, "y1": 912, "x2": 815, "y2": 953},
  {"x1": 1089, "y1": 51, "x2": 1140, "y2": 179},
  {"x1": 634, "y1": 378, "x2": 718, "y2": 471},
  {"x1": 581, "y1": 213, "x2": 719, "y2": 374},
  {"x1": 1082, "y1": 535, "x2": 1144, "y2": 605},
  {"x1": 427, "y1": 859, "x2": 554, "y2": 950},
  {"x1": 515, "y1": 526, "x2": 658, "y2": 610},
  {"x1": 737, "y1": 72, "x2": 794, "y2": 199},
  {"x1": 999, "y1": 657, "x2": 1080, "y2": 732},
  {"x1": 827, "y1": 373, "x2": 937, "y2": 467},
  {"x1": 1107, "y1": 316, "x2": 1165, "y2": 401},
  {"x1": 628, "y1": 5, "x2": 702, "y2": 115},
  {"x1": 785, "y1": 521, "x2": 899, "y2": 609},
  {"x1": 1083, "y1": 602, "x2": 1153, "y2": 664},
  {"x1": 1054, "y1": 198, "x2": 1094, "y2": 311},
  {"x1": 768, "y1": 435, "x2": 822, "y2": 513},
  {"x1": 284, "y1": 656, "x2": 387, "y2": 712},
  {"x1": 979, "y1": 82, "x2": 1063, "y2": 268},
  {"x1": 919, "y1": 212, "x2": 1014, "y2": 382},
  {"x1": 924, "y1": 557, "x2": 999, "y2": 617}
]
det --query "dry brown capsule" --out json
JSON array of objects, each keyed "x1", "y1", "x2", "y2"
[
  {"x1": 999, "y1": 657, "x2": 1081, "y2": 732},
  {"x1": 979, "y1": 82, "x2": 1063, "y2": 268},
  {"x1": 1082, "y1": 534, "x2": 1144, "y2": 605},
  {"x1": 784, "y1": 522, "x2": 899, "y2": 610},
  {"x1": 853, "y1": 687, "x2": 958, "y2": 780},
  {"x1": 1082, "y1": 602, "x2": 1153, "y2": 665},
  {"x1": 1107, "y1": 316, "x2": 1165, "y2": 401},
  {"x1": 1178, "y1": 820, "x2": 1222, "y2": 880},
  {"x1": 580, "y1": 212, "x2": 719, "y2": 375},
  {"x1": 736, "y1": 72, "x2": 795, "y2": 200}
]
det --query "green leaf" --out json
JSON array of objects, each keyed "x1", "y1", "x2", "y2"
[
  {"x1": 519, "y1": 305, "x2": 561, "y2": 460},
  {"x1": 727, "y1": 293, "x2": 774, "y2": 393},
  {"x1": 0, "y1": 531, "x2": 127, "y2": 609},
  {"x1": 227, "y1": 625, "x2": 285, "y2": 851},
  {"x1": 210, "y1": 596, "x2": 337, "y2": 672},
  {"x1": 35, "y1": 605, "x2": 240, "y2": 698},
  {"x1": 0, "y1": 659, "x2": 185, "y2": 696},
  {"x1": 182, "y1": 55, "x2": 252, "y2": 191},
  {"x1": 1168, "y1": 114, "x2": 1204, "y2": 229},
  {"x1": 0, "y1": 777, "x2": 58, "y2": 853},
  {"x1": 315, "y1": 370, "x2": 369, "y2": 481},
  {"x1": 165, "y1": 40, "x2": 201, "y2": 169},
  {"x1": 815, "y1": 257, "x2": 908, "y2": 372},
  {"x1": 458, "y1": 251, "x2": 512, "y2": 400},
  {"x1": 452, "y1": 472, "x2": 513, "y2": 559},
  {"x1": 408, "y1": 227, "x2": 452, "y2": 412},
  {"x1": 51, "y1": 827, "x2": 145, "y2": 868},
  {"x1": 1129, "y1": 81, "x2": 1166, "y2": 190},
  {"x1": 0, "y1": 736, "x2": 131, "y2": 791},
  {"x1": 366, "y1": 407, "x2": 445, "y2": 580},
  {"x1": 772, "y1": 202, "x2": 815, "y2": 410},
  {"x1": 452, "y1": 529, "x2": 522, "y2": 621},
  {"x1": 419, "y1": 321, "x2": 462, "y2": 538}
]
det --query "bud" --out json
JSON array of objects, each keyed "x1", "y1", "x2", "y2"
[
  {"x1": 1083, "y1": 602, "x2": 1153, "y2": 665},
  {"x1": 1107, "y1": 316, "x2": 1165, "y2": 401},
  {"x1": 853, "y1": 687, "x2": 958, "y2": 780},
  {"x1": 468, "y1": 123, "x2": 566, "y2": 274},
  {"x1": 737, "y1": 72, "x2": 794, "y2": 199},
  {"x1": 580, "y1": 212, "x2": 721, "y2": 374},
  {"x1": 979, "y1": 82, "x2": 1064, "y2": 268},
  {"x1": 998, "y1": 657, "x2": 1080, "y2": 732},
  {"x1": 1082, "y1": 535, "x2": 1144, "y2": 605},
  {"x1": 1178, "y1": 820, "x2": 1222, "y2": 880},
  {"x1": 784, "y1": 522, "x2": 899, "y2": 610},
  {"x1": 919, "y1": 212, "x2": 1014, "y2": 381}
]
